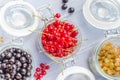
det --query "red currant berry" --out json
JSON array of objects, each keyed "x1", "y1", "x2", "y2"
[
  {"x1": 55, "y1": 13, "x2": 61, "y2": 18},
  {"x1": 53, "y1": 41, "x2": 58, "y2": 46},
  {"x1": 52, "y1": 30, "x2": 57, "y2": 35},
  {"x1": 56, "y1": 25, "x2": 62, "y2": 29},
  {"x1": 41, "y1": 70, "x2": 47, "y2": 75},
  {"x1": 69, "y1": 42, "x2": 75, "y2": 47},
  {"x1": 61, "y1": 30, "x2": 67, "y2": 36},
  {"x1": 41, "y1": 34, "x2": 46, "y2": 40},
  {"x1": 47, "y1": 41, "x2": 53, "y2": 45},
  {"x1": 56, "y1": 49, "x2": 62, "y2": 53},
  {"x1": 42, "y1": 40, "x2": 47, "y2": 45},
  {"x1": 69, "y1": 24, "x2": 74, "y2": 30},
  {"x1": 65, "y1": 25, "x2": 70, "y2": 31},
  {"x1": 36, "y1": 77, "x2": 41, "y2": 80},
  {"x1": 70, "y1": 30, "x2": 78, "y2": 37},
  {"x1": 41, "y1": 68, "x2": 45, "y2": 71},
  {"x1": 38, "y1": 74, "x2": 43, "y2": 78},
  {"x1": 51, "y1": 53, "x2": 57, "y2": 56},
  {"x1": 65, "y1": 37, "x2": 71, "y2": 42},
  {"x1": 64, "y1": 44, "x2": 69, "y2": 48},
  {"x1": 48, "y1": 35, "x2": 54, "y2": 40},
  {"x1": 57, "y1": 44, "x2": 62, "y2": 48},
  {"x1": 34, "y1": 72, "x2": 38, "y2": 77},
  {"x1": 58, "y1": 53, "x2": 63, "y2": 58},
  {"x1": 43, "y1": 28, "x2": 49, "y2": 33},
  {"x1": 61, "y1": 37, "x2": 66, "y2": 41},
  {"x1": 54, "y1": 20, "x2": 60, "y2": 26},
  {"x1": 44, "y1": 46, "x2": 49, "y2": 52},
  {"x1": 49, "y1": 47, "x2": 55, "y2": 53},
  {"x1": 40, "y1": 63, "x2": 45, "y2": 68},
  {"x1": 48, "y1": 25, "x2": 54, "y2": 31},
  {"x1": 45, "y1": 65, "x2": 50, "y2": 70},
  {"x1": 63, "y1": 34, "x2": 68, "y2": 38},
  {"x1": 36, "y1": 68, "x2": 41, "y2": 72},
  {"x1": 72, "y1": 39, "x2": 78, "y2": 44},
  {"x1": 63, "y1": 52, "x2": 68, "y2": 57}
]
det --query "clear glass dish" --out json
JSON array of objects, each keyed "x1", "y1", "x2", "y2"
[
  {"x1": 0, "y1": 0, "x2": 39, "y2": 37},
  {"x1": 89, "y1": 35, "x2": 120, "y2": 80},
  {"x1": 37, "y1": 19, "x2": 82, "y2": 63},
  {"x1": 90, "y1": 0, "x2": 120, "y2": 22},
  {"x1": 0, "y1": 45, "x2": 35, "y2": 80},
  {"x1": 5, "y1": 4, "x2": 35, "y2": 29}
]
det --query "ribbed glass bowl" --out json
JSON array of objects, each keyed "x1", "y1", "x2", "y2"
[
  {"x1": 37, "y1": 19, "x2": 82, "y2": 63},
  {"x1": 0, "y1": 45, "x2": 35, "y2": 80}
]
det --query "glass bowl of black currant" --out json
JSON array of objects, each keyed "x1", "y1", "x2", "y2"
[{"x1": 0, "y1": 45, "x2": 34, "y2": 80}]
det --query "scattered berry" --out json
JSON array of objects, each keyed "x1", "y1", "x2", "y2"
[
  {"x1": 62, "y1": 0, "x2": 68, "y2": 3},
  {"x1": 37, "y1": 74, "x2": 43, "y2": 78},
  {"x1": 34, "y1": 63, "x2": 50, "y2": 80},
  {"x1": 68, "y1": 7, "x2": 75, "y2": 13},
  {"x1": 41, "y1": 70, "x2": 47, "y2": 75},
  {"x1": 55, "y1": 13, "x2": 61, "y2": 18},
  {"x1": 40, "y1": 63, "x2": 45, "y2": 68},
  {"x1": 61, "y1": 0, "x2": 75, "y2": 14},
  {"x1": 45, "y1": 65, "x2": 50, "y2": 70},
  {"x1": 61, "y1": 3, "x2": 67, "y2": 10},
  {"x1": 36, "y1": 77, "x2": 41, "y2": 80},
  {"x1": 34, "y1": 72, "x2": 38, "y2": 77},
  {"x1": 36, "y1": 68, "x2": 41, "y2": 72}
]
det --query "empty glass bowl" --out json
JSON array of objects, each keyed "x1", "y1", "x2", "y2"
[
  {"x1": 5, "y1": 4, "x2": 35, "y2": 30},
  {"x1": 0, "y1": 1, "x2": 39, "y2": 37},
  {"x1": 83, "y1": 0, "x2": 120, "y2": 30},
  {"x1": 90, "y1": 0, "x2": 120, "y2": 22}
]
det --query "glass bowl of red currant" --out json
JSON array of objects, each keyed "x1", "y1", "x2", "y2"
[{"x1": 38, "y1": 13, "x2": 82, "y2": 63}]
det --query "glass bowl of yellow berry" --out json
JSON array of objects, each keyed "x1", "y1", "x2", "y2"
[{"x1": 89, "y1": 35, "x2": 120, "y2": 80}]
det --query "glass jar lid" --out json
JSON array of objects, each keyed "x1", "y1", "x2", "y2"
[
  {"x1": 83, "y1": 0, "x2": 120, "y2": 30},
  {"x1": 0, "y1": 1, "x2": 39, "y2": 37},
  {"x1": 56, "y1": 66, "x2": 95, "y2": 80}
]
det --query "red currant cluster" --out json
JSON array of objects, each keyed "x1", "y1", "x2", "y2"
[
  {"x1": 41, "y1": 13, "x2": 78, "y2": 58},
  {"x1": 34, "y1": 63, "x2": 50, "y2": 80}
]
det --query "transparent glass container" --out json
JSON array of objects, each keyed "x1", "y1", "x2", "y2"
[
  {"x1": 4, "y1": 4, "x2": 35, "y2": 29},
  {"x1": 0, "y1": 45, "x2": 35, "y2": 80},
  {"x1": 0, "y1": 0, "x2": 39, "y2": 37},
  {"x1": 90, "y1": 0, "x2": 120, "y2": 22},
  {"x1": 89, "y1": 35, "x2": 120, "y2": 80},
  {"x1": 37, "y1": 19, "x2": 82, "y2": 64},
  {"x1": 83, "y1": 0, "x2": 120, "y2": 30}
]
